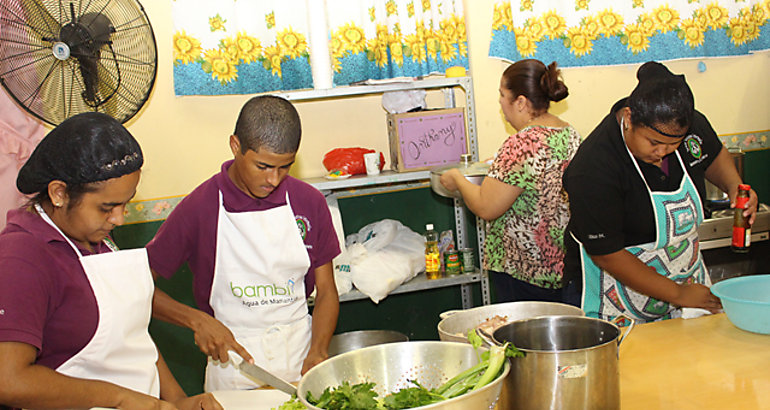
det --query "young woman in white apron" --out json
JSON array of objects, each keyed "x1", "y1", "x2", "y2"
[
  {"x1": 0, "y1": 112, "x2": 222, "y2": 409},
  {"x1": 36, "y1": 204, "x2": 161, "y2": 396}
]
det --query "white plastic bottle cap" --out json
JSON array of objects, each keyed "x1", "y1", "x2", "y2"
[{"x1": 426, "y1": 224, "x2": 434, "y2": 230}]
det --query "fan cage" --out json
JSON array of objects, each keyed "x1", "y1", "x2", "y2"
[{"x1": 0, "y1": 0, "x2": 158, "y2": 125}]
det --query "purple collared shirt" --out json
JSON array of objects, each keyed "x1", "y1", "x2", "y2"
[
  {"x1": 0, "y1": 208, "x2": 110, "y2": 369},
  {"x1": 146, "y1": 160, "x2": 340, "y2": 315}
]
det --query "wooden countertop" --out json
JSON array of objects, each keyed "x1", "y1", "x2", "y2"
[{"x1": 620, "y1": 313, "x2": 770, "y2": 409}]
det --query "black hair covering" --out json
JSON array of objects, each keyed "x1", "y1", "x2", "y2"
[{"x1": 17, "y1": 112, "x2": 144, "y2": 195}]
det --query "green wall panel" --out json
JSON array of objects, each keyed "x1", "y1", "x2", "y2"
[{"x1": 744, "y1": 148, "x2": 770, "y2": 204}]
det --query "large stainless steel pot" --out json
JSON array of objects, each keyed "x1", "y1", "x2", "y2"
[
  {"x1": 705, "y1": 149, "x2": 744, "y2": 205},
  {"x1": 430, "y1": 156, "x2": 489, "y2": 198},
  {"x1": 327, "y1": 330, "x2": 408, "y2": 356},
  {"x1": 492, "y1": 316, "x2": 633, "y2": 410},
  {"x1": 298, "y1": 341, "x2": 509, "y2": 410},
  {"x1": 437, "y1": 301, "x2": 585, "y2": 343}
]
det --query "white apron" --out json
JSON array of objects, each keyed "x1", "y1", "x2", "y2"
[
  {"x1": 204, "y1": 191, "x2": 312, "y2": 392},
  {"x1": 577, "y1": 128, "x2": 710, "y2": 324},
  {"x1": 36, "y1": 204, "x2": 160, "y2": 397}
]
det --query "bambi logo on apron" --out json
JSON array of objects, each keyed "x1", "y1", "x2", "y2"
[{"x1": 204, "y1": 191, "x2": 312, "y2": 392}]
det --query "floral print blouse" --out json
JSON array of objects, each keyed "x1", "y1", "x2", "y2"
[{"x1": 485, "y1": 125, "x2": 582, "y2": 289}]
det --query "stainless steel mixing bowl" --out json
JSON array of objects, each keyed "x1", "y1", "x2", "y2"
[
  {"x1": 328, "y1": 330, "x2": 408, "y2": 357},
  {"x1": 298, "y1": 341, "x2": 509, "y2": 409},
  {"x1": 430, "y1": 161, "x2": 489, "y2": 199}
]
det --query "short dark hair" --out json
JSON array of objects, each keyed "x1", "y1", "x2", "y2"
[
  {"x1": 627, "y1": 62, "x2": 694, "y2": 134},
  {"x1": 233, "y1": 95, "x2": 301, "y2": 154},
  {"x1": 501, "y1": 59, "x2": 569, "y2": 112},
  {"x1": 17, "y1": 112, "x2": 143, "y2": 206}
]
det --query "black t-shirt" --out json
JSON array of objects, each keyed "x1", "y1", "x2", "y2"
[{"x1": 562, "y1": 98, "x2": 722, "y2": 284}]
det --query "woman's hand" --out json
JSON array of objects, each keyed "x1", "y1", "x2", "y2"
[
  {"x1": 115, "y1": 390, "x2": 176, "y2": 410},
  {"x1": 172, "y1": 393, "x2": 224, "y2": 410},
  {"x1": 731, "y1": 186, "x2": 759, "y2": 225},
  {"x1": 675, "y1": 283, "x2": 722, "y2": 313},
  {"x1": 439, "y1": 168, "x2": 462, "y2": 192},
  {"x1": 190, "y1": 310, "x2": 253, "y2": 365}
]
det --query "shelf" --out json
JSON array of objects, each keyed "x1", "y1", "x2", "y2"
[
  {"x1": 275, "y1": 76, "x2": 471, "y2": 101},
  {"x1": 292, "y1": 74, "x2": 490, "y2": 308},
  {"x1": 308, "y1": 271, "x2": 484, "y2": 305},
  {"x1": 306, "y1": 170, "x2": 431, "y2": 193}
]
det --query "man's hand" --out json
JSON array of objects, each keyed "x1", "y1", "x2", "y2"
[
  {"x1": 300, "y1": 350, "x2": 328, "y2": 375},
  {"x1": 190, "y1": 311, "x2": 253, "y2": 364}
]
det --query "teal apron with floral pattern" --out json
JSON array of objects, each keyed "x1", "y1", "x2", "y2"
[{"x1": 577, "y1": 134, "x2": 710, "y2": 323}]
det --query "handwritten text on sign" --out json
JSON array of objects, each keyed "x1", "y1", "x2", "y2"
[{"x1": 397, "y1": 111, "x2": 467, "y2": 168}]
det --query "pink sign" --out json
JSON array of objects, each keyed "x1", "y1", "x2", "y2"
[{"x1": 395, "y1": 110, "x2": 467, "y2": 169}]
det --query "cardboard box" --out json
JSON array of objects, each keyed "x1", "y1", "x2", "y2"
[{"x1": 386, "y1": 108, "x2": 468, "y2": 172}]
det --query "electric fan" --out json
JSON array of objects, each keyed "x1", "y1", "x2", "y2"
[{"x1": 0, "y1": 0, "x2": 157, "y2": 125}]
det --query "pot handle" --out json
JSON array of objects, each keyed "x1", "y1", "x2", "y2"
[
  {"x1": 439, "y1": 309, "x2": 463, "y2": 320},
  {"x1": 615, "y1": 315, "x2": 636, "y2": 347},
  {"x1": 476, "y1": 328, "x2": 500, "y2": 348}
]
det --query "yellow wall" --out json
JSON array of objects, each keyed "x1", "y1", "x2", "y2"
[{"x1": 127, "y1": 0, "x2": 770, "y2": 201}]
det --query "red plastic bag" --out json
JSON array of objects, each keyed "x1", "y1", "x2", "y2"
[{"x1": 323, "y1": 148, "x2": 384, "y2": 176}]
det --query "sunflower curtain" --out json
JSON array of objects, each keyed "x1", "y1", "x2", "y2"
[
  {"x1": 172, "y1": 0, "x2": 314, "y2": 95},
  {"x1": 326, "y1": 0, "x2": 469, "y2": 85},
  {"x1": 489, "y1": 0, "x2": 770, "y2": 67},
  {"x1": 171, "y1": 0, "x2": 469, "y2": 96}
]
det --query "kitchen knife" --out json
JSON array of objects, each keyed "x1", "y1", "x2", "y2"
[{"x1": 228, "y1": 352, "x2": 297, "y2": 396}]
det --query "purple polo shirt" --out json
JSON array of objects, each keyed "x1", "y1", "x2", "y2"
[
  {"x1": 0, "y1": 208, "x2": 111, "y2": 369},
  {"x1": 146, "y1": 160, "x2": 340, "y2": 316}
]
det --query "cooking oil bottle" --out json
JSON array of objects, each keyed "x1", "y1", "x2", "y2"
[{"x1": 425, "y1": 224, "x2": 441, "y2": 279}]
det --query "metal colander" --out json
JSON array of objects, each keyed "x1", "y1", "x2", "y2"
[{"x1": 297, "y1": 341, "x2": 509, "y2": 410}]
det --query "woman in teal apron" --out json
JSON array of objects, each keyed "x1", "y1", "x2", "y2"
[{"x1": 562, "y1": 62, "x2": 757, "y2": 324}]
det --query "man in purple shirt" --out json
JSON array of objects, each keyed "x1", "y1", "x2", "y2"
[{"x1": 147, "y1": 96, "x2": 340, "y2": 391}]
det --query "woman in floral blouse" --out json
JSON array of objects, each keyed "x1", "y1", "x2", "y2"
[{"x1": 440, "y1": 59, "x2": 581, "y2": 302}]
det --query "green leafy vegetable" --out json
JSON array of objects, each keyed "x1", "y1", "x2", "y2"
[
  {"x1": 308, "y1": 330, "x2": 523, "y2": 409},
  {"x1": 306, "y1": 381, "x2": 380, "y2": 410},
  {"x1": 272, "y1": 395, "x2": 307, "y2": 410},
  {"x1": 382, "y1": 380, "x2": 444, "y2": 408}
]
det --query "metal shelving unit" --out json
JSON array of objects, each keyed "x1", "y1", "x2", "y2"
[{"x1": 284, "y1": 76, "x2": 491, "y2": 309}]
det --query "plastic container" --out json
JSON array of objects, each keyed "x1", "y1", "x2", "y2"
[{"x1": 711, "y1": 274, "x2": 770, "y2": 334}]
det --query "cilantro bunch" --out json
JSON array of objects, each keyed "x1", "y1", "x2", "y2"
[{"x1": 302, "y1": 330, "x2": 522, "y2": 410}]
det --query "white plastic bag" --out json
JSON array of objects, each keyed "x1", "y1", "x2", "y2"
[
  {"x1": 311, "y1": 196, "x2": 353, "y2": 298},
  {"x1": 346, "y1": 219, "x2": 426, "y2": 303},
  {"x1": 381, "y1": 90, "x2": 427, "y2": 114}
]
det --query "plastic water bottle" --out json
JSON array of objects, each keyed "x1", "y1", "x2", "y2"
[{"x1": 425, "y1": 224, "x2": 441, "y2": 280}]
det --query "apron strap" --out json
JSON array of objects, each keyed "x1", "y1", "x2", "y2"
[{"x1": 34, "y1": 203, "x2": 85, "y2": 258}]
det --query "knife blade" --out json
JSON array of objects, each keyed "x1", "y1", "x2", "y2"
[{"x1": 229, "y1": 352, "x2": 297, "y2": 396}]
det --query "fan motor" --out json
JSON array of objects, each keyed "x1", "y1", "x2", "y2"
[{"x1": 57, "y1": 12, "x2": 114, "y2": 60}]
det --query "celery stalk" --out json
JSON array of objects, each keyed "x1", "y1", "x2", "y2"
[
  {"x1": 434, "y1": 360, "x2": 489, "y2": 395},
  {"x1": 472, "y1": 343, "x2": 508, "y2": 391}
]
